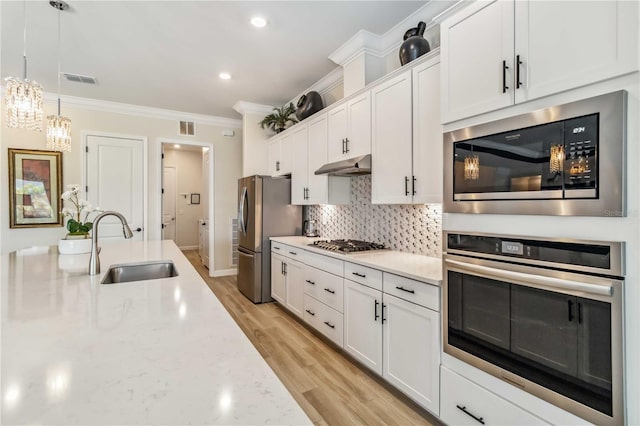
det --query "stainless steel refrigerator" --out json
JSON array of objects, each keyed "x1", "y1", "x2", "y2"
[{"x1": 237, "y1": 175, "x2": 301, "y2": 303}]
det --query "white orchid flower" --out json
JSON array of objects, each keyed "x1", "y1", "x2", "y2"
[
  {"x1": 61, "y1": 190, "x2": 73, "y2": 200},
  {"x1": 61, "y1": 207, "x2": 75, "y2": 217},
  {"x1": 66, "y1": 184, "x2": 81, "y2": 191},
  {"x1": 80, "y1": 200, "x2": 93, "y2": 211}
]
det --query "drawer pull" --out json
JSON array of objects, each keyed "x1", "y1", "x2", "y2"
[
  {"x1": 395, "y1": 286, "x2": 415, "y2": 294},
  {"x1": 456, "y1": 405, "x2": 485, "y2": 425},
  {"x1": 305, "y1": 280, "x2": 315, "y2": 285},
  {"x1": 324, "y1": 288, "x2": 336, "y2": 294},
  {"x1": 305, "y1": 309, "x2": 315, "y2": 316},
  {"x1": 374, "y1": 299, "x2": 380, "y2": 321},
  {"x1": 289, "y1": 251, "x2": 297, "y2": 256},
  {"x1": 274, "y1": 247, "x2": 280, "y2": 250},
  {"x1": 381, "y1": 303, "x2": 387, "y2": 324},
  {"x1": 324, "y1": 321, "x2": 335, "y2": 329},
  {"x1": 352, "y1": 272, "x2": 366, "y2": 278}
]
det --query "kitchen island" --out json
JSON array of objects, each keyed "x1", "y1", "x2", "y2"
[{"x1": 0, "y1": 240, "x2": 311, "y2": 425}]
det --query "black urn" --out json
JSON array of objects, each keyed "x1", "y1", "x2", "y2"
[
  {"x1": 295, "y1": 91, "x2": 324, "y2": 121},
  {"x1": 399, "y1": 21, "x2": 430, "y2": 66}
]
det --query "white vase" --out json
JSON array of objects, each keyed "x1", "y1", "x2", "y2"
[{"x1": 58, "y1": 237, "x2": 92, "y2": 255}]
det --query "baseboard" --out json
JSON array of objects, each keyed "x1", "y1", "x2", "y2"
[
  {"x1": 179, "y1": 245, "x2": 199, "y2": 250},
  {"x1": 212, "y1": 268, "x2": 237, "y2": 277}
]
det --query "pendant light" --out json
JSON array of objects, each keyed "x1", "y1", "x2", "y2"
[
  {"x1": 46, "y1": 1, "x2": 72, "y2": 152},
  {"x1": 4, "y1": 0, "x2": 44, "y2": 131}
]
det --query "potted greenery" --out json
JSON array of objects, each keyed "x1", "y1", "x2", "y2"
[
  {"x1": 259, "y1": 103, "x2": 298, "y2": 133},
  {"x1": 58, "y1": 184, "x2": 100, "y2": 254}
]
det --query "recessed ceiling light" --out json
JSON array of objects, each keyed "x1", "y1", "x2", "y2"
[
  {"x1": 251, "y1": 16, "x2": 267, "y2": 28},
  {"x1": 219, "y1": 72, "x2": 231, "y2": 80},
  {"x1": 174, "y1": 144, "x2": 181, "y2": 148}
]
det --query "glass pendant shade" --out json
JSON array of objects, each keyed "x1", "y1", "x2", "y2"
[
  {"x1": 464, "y1": 154, "x2": 480, "y2": 180},
  {"x1": 550, "y1": 144, "x2": 565, "y2": 173},
  {"x1": 46, "y1": 114, "x2": 71, "y2": 151},
  {"x1": 4, "y1": 76, "x2": 44, "y2": 131}
]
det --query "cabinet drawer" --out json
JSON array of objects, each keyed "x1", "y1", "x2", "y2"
[
  {"x1": 344, "y1": 262, "x2": 382, "y2": 291},
  {"x1": 304, "y1": 266, "x2": 344, "y2": 313},
  {"x1": 305, "y1": 251, "x2": 344, "y2": 276},
  {"x1": 383, "y1": 273, "x2": 439, "y2": 312},
  {"x1": 303, "y1": 294, "x2": 344, "y2": 347},
  {"x1": 440, "y1": 366, "x2": 548, "y2": 426},
  {"x1": 271, "y1": 242, "x2": 304, "y2": 260}
]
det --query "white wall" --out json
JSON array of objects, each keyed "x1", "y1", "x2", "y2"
[
  {"x1": 163, "y1": 147, "x2": 203, "y2": 249},
  {"x1": 0, "y1": 99, "x2": 242, "y2": 274},
  {"x1": 241, "y1": 111, "x2": 270, "y2": 177}
]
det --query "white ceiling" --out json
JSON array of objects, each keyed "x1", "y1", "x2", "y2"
[{"x1": 1, "y1": 1, "x2": 427, "y2": 119}]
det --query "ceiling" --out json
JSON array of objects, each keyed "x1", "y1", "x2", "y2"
[{"x1": 1, "y1": 1, "x2": 427, "y2": 120}]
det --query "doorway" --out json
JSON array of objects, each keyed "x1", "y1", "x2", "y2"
[{"x1": 160, "y1": 139, "x2": 214, "y2": 275}]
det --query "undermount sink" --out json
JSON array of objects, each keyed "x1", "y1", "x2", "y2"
[{"x1": 101, "y1": 260, "x2": 179, "y2": 284}]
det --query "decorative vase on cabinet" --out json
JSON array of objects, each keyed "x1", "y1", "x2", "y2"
[{"x1": 399, "y1": 21, "x2": 430, "y2": 66}]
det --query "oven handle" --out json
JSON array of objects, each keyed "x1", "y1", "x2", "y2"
[{"x1": 445, "y1": 259, "x2": 613, "y2": 297}]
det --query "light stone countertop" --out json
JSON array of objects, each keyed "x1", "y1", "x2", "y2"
[
  {"x1": 270, "y1": 236, "x2": 442, "y2": 285},
  {"x1": 0, "y1": 240, "x2": 311, "y2": 425}
]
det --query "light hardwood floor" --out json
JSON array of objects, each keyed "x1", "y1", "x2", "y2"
[{"x1": 183, "y1": 250, "x2": 440, "y2": 426}]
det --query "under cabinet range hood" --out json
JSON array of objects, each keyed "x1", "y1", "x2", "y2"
[{"x1": 314, "y1": 154, "x2": 371, "y2": 176}]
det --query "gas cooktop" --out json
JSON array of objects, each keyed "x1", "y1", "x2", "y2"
[{"x1": 309, "y1": 239, "x2": 387, "y2": 253}]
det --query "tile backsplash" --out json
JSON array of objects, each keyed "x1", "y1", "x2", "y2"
[{"x1": 306, "y1": 175, "x2": 442, "y2": 257}]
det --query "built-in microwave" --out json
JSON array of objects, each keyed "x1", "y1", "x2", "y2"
[{"x1": 443, "y1": 91, "x2": 626, "y2": 216}]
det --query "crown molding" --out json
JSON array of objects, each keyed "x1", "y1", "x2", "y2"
[
  {"x1": 287, "y1": 66, "x2": 344, "y2": 106},
  {"x1": 328, "y1": 30, "x2": 385, "y2": 66},
  {"x1": 30, "y1": 90, "x2": 243, "y2": 129},
  {"x1": 232, "y1": 101, "x2": 275, "y2": 116}
]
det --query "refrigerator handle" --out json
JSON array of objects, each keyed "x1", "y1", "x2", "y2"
[
  {"x1": 239, "y1": 186, "x2": 248, "y2": 235},
  {"x1": 242, "y1": 186, "x2": 249, "y2": 234}
]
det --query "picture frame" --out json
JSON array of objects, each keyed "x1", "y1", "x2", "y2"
[
  {"x1": 191, "y1": 193, "x2": 200, "y2": 205},
  {"x1": 8, "y1": 148, "x2": 63, "y2": 228}
]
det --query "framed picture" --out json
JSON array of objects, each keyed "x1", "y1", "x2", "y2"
[
  {"x1": 8, "y1": 148, "x2": 63, "y2": 228},
  {"x1": 191, "y1": 193, "x2": 200, "y2": 205}
]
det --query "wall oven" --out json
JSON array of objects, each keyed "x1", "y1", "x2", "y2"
[
  {"x1": 443, "y1": 91, "x2": 626, "y2": 216},
  {"x1": 443, "y1": 232, "x2": 624, "y2": 425}
]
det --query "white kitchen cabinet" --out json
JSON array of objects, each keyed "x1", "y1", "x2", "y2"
[
  {"x1": 371, "y1": 57, "x2": 442, "y2": 204},
  {"x1": 440, "y1": 0, "x2": 638, "y2": 123},
  {"x1": 304, "y1": 265, "x2": 344, "y2": 312},
  {"x1": 284, "y1": 257, "x2": 304, "y2": 318},
  {"x1": 327, "y1": 91, "x2": 371, "y2": 163},
  {"x1": 291, "y1": 114, "x2": 350, "y2": 205},
  {"x1": 268, "y1": 133, "x2": 293, "y2": 176},
  {"x1": 303, "y1": 294, "x2": 344, "y2": 347},
  {"x1": 441, "y1": 366, "x2": 548, "y2": 425},
  {"x1": 383, "y1": 293, "x2": 440, "y2": 415},
  {"x1": 343, "y1": 279, "x2": 383, "y2": 374},
  {"x1": 271, "y1": 253, "x2": 286, "y2": 304}
]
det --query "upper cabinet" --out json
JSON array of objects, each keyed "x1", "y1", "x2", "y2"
[
  {"x1": 440, "y1": 0, "x2": 639, "y2": 123},
  {"x1": 371, "y1": 55, "x2": 442, "y2": 204},
  {"x1": 268, "y1": 133, "x2": 293, "y2": 176},
  {"x1": 291, "y1": 113, "x2": 350, "y2": 205},
  {"x1": 327, "y1": 91, "x2": 372, "y2": 163}
]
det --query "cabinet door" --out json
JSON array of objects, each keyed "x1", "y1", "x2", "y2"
[
  {"x1": 279, "y1": 133, "x2": 293, "y2": 175},
  {"x1": 515, "y1": 0, "x2": 638, "y2": 104},
  {"x1": 383, "y1": 294, "x2": 440, "y2": 414},
  {"x1": 285, "y1": 258, "x2": 304, "y2": 318},
  {"x1": 412, "y1": 59, "x2": 442, "y2": 204},
  {"x1": 327, "y1": 103, "x2": 348, "y2": 163},
  {"x1": 371, "y1": 70, "x2": 413, "y2": 204},
  {"x1": 270, "y1": 253, "x2": 286, "y2": 304},
  {"x1": 441, "y1": 0, "x2": 514, "y2": 123},
  {"x1": 306, "y1": 114, "x2": 330, "y2": 204},
  {"x1": 267, "y1": 138, "x2": 281, "y2": 177},
  {"x1": 346, "y1": 91, "x2": 372, "y2": 158},
  {"x1": 343, "y1": 279, "x2": 383, "y2": 374},
  {"x1": 291, "y1": 125, "x2": 308, "y2": 205}
]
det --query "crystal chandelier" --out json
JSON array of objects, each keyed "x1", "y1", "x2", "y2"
[
  {"x1": 549, "y1": 144, "x2": 564, "y2": 173},
  {"x1": 464, "y1": 146, "x2": 479, "y2": 180},
  {"x1": 4, "y1": 0, "x2": 44, "y2": 131},
  {"x1": 46, "y1": 1, "x2": 72, "y2": 152}
]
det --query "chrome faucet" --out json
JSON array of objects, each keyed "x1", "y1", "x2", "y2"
[{"x1": 89, "y1": 211, "x2": 134, "y2": 275}]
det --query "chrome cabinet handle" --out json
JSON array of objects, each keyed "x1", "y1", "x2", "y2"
[
  {"x1": 395, "y1": 286, "x2": 415, "y2": 294},
  {"x1": 456, "y1": 405, "x2": 485, "y2": 425}
]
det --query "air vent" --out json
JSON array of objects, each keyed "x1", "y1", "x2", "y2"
[
  {"x1": 179, "y1": 120, "x2": 195, "y2": 136},
  {"x1": 231, "y1": 218, "x2": 238, "y2": 266},
  {"x1": 62, "y1": 73, "x2": 98, "y2": 85}
]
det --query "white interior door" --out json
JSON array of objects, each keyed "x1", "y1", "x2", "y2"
[
  {"x1": 162, "y1": 166, "x2": 177, "y2": 242},
  {"x1": 85, "y1": 134, "x2": 145, "y2": 241}
]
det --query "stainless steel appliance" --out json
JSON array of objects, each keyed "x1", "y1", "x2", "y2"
[
  {"x1": 443, "y1": 232, "x2": 624, "y2": 425},
  {"x1": 237, "y1": 176, "x2": 301, "y2": 303},
  {"x1": 303, "y1": 219, "x2": 319, "y2": 237},
  {"x1": 444, "y1": 91, "x2": 626, "y2": 216},
  {"x1": 310, "y1": 239, "x2": 386, "y2": 253}
]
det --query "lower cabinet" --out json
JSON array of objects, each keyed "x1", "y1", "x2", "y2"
[
  {"x1": 303, "y1": 294, "x2": 344, "y2": 347},
  {"x1": 271, "y1": 250, "x2": 304, "y2": 318},
  {"x1": 271, "y1": 253, "x2": 286, "y2": 305},
  {"x1": 440, "y1": 366, "x2": 548, "y2": 426},
  {"x1": 344, "y1": 278, "x2": 440, "y2": 415}
]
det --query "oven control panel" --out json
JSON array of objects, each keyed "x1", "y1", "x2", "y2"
[{"x1": 564, "y1": 114, "x2": 598, "y2": 191}]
